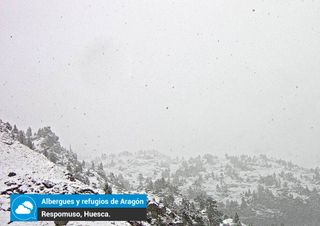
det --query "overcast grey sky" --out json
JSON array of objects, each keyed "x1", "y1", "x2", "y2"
[{"x1": 1, "y1": 0, "x2": 320, "y2": 167}]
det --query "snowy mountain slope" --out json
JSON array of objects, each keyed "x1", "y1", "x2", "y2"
[
  {"x1": 99, "y1": 151, "x2": 320, "y2": 201},
  {"x1": 1, "y1": 120, "x2": 215, "y2": 226},
  {"x1": 0, "y1": 121, "x2": 133, "y2": 226},
  {"x1": 2, "y1": 117, "x2": 318, "y2": 225},
  {"x1": 95, "y1": 151, "x2": 320, "y2": 225}
]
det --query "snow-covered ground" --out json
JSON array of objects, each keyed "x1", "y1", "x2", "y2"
[
  {"x1": 0, "y1": 123, "x2": 132, "y2": 226},
  {"x1": 2, "y1": 118, "x2": 319, "y2": 225},
  {"x1": 98, "y1": 150, "x2": 320, "y2": 204}
]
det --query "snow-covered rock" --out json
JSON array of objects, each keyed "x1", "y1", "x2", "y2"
[{"x1": 220, "y1": 218, "x2": 247, "y2": 226}]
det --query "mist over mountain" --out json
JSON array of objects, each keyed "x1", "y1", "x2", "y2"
[{"x1": 1, "y1": 0, "x2": 320, "y2": 168}]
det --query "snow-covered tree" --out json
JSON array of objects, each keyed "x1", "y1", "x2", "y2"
[
  {"x1": 26, "y1": 137, "x2": 34, "y2": 150},
  {"x1": 233, "y1": 212, "x2": 240, "y2": 224},
  {"x1": 26, "y1": 127, "x2": 32, "y2": 138},
  {"x1": 103, "y1": 182, "x2": 112, "y2": 194}
]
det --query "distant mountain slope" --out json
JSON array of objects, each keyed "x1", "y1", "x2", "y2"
[{"x1": 97, "y1": 150, "x2": 320, "y2": 226}]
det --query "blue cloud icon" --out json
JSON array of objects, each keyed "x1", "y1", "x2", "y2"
[{"x1": 11, "y1": 195, "x2": 37, "y2": 221}]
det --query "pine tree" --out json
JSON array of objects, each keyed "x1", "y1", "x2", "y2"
[
  {"x1": 13, "y1": 125, "x2": 18, "y2": 134},
  {"x1": 67, "y1": 163, "x2": 72, "y2": 172},
  {"x1": 138, "y1": 173, "x2": 144, "y2": 187},
  {"x1": 146, "y1": 178, "x2": 153, "y2": 191},
  {"x1": 75, "y1": 164, "x2": 83, "y2": 173},
  {"x1": 240, "y1": 197, "x2": 248, "y2": 209},
  {"x1": 43, "y1": 149, "x2": 49, "y2": 157},
  {"x1": 233, "y1": 212, "x2": 240, "y2": 224},
  {"x1": 96, "y1": 162, "x2": 107, "y2": 180},
  {"x1": 17, "y1": 130, "x2": 26, "y2": 144},
  {"x1": 26, "y1": 137, "x2": 34, "y2": 150},
  {"x1": 103, "y1": 182, "x2": 112, "y2": 194},
  {"x1": 98, "y1": 162, "x2": 103, "y2": 170},
  {"x1": 206, "y1": 197, "x2": 222, "y2": 225},
  {"x1": 181, "y1": 211, "x2": 192, "y2": 225},
  {"x1": 163, "y1": 194, "x2": 174, "y2": 207},
  {"x1": 26, "y1": 127, "x2": 32, "y2": 138},
  {"x1": 48, "y1": 152, "x2": 58, "y2": 163}
]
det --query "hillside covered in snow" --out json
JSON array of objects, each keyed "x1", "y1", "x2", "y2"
[
  {"x1": 0, "y1": 120, "x2": 137, "y2": 226},
  {"x1": 95, "y1": 150, "x2": 320, "y2": 225},
  {"x1": 3, "y1": 117, "x2": 319, "y2": 225},
  {"x1": 0, "y1": 119, "x2": 236, "y2": 226}
]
